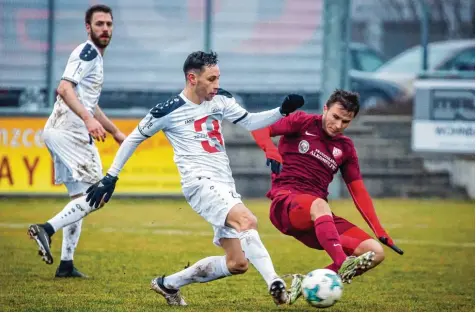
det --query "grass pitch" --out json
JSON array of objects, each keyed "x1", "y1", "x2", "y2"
[{"x1": 0, "y1": 197, "x2": 474, "y2": 311}]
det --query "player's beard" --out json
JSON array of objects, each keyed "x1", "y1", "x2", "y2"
[{"x1": 91, "y1": 32, "x2": 111, "y2": 49}]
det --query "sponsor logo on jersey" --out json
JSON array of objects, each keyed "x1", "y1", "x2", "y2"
[
  {"x1": 298, "y1": 140, "x2": 310, "y2": 153},
  {"x1": 332, "y1": 147, "x2": 342, "y2": 159},
  {"x1": 309, "y1": 149, "x2": 338, "y2": 171}
]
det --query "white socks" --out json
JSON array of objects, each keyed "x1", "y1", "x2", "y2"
[
  {"x1": 239, "y1": 229, "x2": 280, "y2": 287},
  {"x1": 162, "y1": 230, "x2": 280, "y2": 290},
  {"x1": 47, "y1": 195, "x2": 97, "y2": 232},
  {"x1": 164, "y1": 256, "x2": 231, "y2": 290},
  {"x1": 60, "y1": 219, "x2": 83, "y2": 261}
]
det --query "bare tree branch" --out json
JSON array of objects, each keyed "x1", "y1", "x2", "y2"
[
  {"x1": 407, "y1": 0, "x2": 420, "y2": 20},
  {"x1": 385, "y1": 0, "x2": 405, "y2": 20}
]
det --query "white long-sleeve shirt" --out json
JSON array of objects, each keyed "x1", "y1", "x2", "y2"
[{"x1": 108, "y1": 89, "x2": 283, "y2": 185}]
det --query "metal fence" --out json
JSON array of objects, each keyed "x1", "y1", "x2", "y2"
[{"x1": 1, "y1": 0, "x2": 473, "y2": 112}]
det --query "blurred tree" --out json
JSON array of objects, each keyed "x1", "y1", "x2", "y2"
[{"x1": 383, "y1": 0, "x2": 475, "y2": 39}]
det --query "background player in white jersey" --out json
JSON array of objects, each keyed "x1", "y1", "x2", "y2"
[
  {"x1": 83, "y1": 51, "x2": 305, "y2": 305},
  {"x1": 27, "y1": 4, "x2": 126, "y2": 278}
]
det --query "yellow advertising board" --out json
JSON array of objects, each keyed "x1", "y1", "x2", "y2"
[{"x1": 0, "y1": 117, "x2": 181, "y2": 195}]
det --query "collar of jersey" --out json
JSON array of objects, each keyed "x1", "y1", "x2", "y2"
[{"x1": 179, "y1": 91, "x2": 202, "y2": 105}]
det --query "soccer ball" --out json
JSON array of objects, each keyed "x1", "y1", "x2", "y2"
[{"x1": 301, "y1": 269, "x2": 343, "y2": 308}]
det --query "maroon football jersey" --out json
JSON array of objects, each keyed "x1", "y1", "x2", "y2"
[{"x1": 266, "y1": 111, "x2": 362, "y2": 200}]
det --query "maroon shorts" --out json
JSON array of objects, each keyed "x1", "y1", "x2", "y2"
[{"x1": 270, "y1": 192, "x2": 372, "y2": 255}]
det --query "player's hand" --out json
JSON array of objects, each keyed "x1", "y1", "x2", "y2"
[
  {"x1": 85, "y1": 118, "x2": 106, "y2": 142},
  {"x1": 86, "y1": 174, "x2": 118, "y2": 209},
  {"x1": 378, "y1": 236, "x2": 404, "y2": 255},
  {"x1": 112, "y1": 130, "x2": 126, "y2": 145},
  {"x1": 265, "y1": 149, "x2": 283, "y2": 174},
  {"x1": 280, "y1": 94, "x2": 305, "y2": 116}
]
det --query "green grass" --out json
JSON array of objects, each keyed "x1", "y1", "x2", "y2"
[{"x1": 0, "y1": 197, "x2": 474, "y2": 311}]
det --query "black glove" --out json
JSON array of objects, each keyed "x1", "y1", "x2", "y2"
[
  {"x1": 280, "y1": 94, "x2": 305, "y2": 116},
  {"x1": 86, "y1": 174, "x2": 118, "y2": 209},
  {"x1": 379, "y1": 237, "x2": 404, "y2": 255},
  {"x1": 266, "y1": 158, "x2": 282, "y2": 175},
  {"x1": 265, "y1": 149, "x2": 283, "y2": 175}
]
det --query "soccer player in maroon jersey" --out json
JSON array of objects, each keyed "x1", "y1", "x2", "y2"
[{"x1": 251, "y1": 89, "x2": 403, "y2": 303}]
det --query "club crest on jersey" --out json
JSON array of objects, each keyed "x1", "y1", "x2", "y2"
[
  {"x1": 332, "y1": 147, "x2": 342, "y2": 159},
  {"x1": 299, "y1": 140, "x2": 310, "y2": 153}
]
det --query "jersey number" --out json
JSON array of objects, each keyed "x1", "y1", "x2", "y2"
[{"x1": 194, "y1": 116, "x2": 224, "y2": 153}]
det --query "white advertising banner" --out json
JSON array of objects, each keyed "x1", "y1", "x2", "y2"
[{"x1": 412, "y1": 120, "x2": 475, "y2": 153}]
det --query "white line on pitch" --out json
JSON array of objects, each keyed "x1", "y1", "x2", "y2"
[{"x1": 2, "y1": 223, "x2": 474, "y2": 248}]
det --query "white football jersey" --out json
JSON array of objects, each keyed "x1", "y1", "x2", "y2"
[
  {"x1": 136, "y1": 90, "x2": 249, "y2": 185},
  {"x1": 107, "y1": 89, "x2": 283, "y2": 185},
  {"x1": 45, "y1": 40, "x2": 103, "y2": 132}
]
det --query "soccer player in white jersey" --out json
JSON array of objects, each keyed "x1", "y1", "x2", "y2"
[
  {"x1": 86, "y1": 51, "x2": 304, "y2": 306},
  {"x1": 27, "y1": 4, "x2": 126, "y2": 278}
]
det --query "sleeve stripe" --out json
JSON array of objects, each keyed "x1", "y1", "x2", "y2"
[
  {"x1": 61, "y1": 77, "x2": 78, "y2": 85},
  {"x1": 233, "y1": 112, "x2": 248, "y2": 124},
  {"x1": 137, "y1": 127, "x2": 151, "y2": 138}
]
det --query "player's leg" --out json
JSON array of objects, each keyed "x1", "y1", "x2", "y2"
[
  {"x1": 353, "y1": 239, "x2": 385, "y2": 268},
  {"x1": 318, "y1": 217, "x2": 379, "y2": 282},
  {"x1": 54, "y1": 181, "x2": 94, "y2": 278},
  {"x1": 56, "y1": 219, "x2": 84, "y2": 277},
  {"x1": 287, "y1": 195, "x2": 375, "y2": 285},
  {"x1": 181, "y1": 178, "x2": 287, "y2": 305},
  {"x1": 338, "y1": 224, "x2": 385, "y2": 271},
  {"x1": 225, "y1": 203, "x2": 288, "y2": 305},
  {"x1": 288, "y1": 194, "x2": 348, "y2": 272},
  {"x1": 29, "y1": 194, "x2": 103, "y2": 265},
  {"x1": 28, "y1": 130, "x2": 104, "y2": 266},
  {"x1": 151, "y1": 224, "x2": 251, "y2": 306},
  {"x1": 151, "y1": 251, "x2": 235, "y2": 307},
  {"x1": 151, "y1": 238, "x2": 250, "y2": 306},
  {"x1": 149, "y1": 179, "x2": 247, "y2": 306},
  {"x1": 151, "y1": 237, "x2": 249, "y2": 304}
]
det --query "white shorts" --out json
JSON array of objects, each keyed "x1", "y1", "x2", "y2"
[
  {"x1": 183, "y1": 178, "x2": 243, "y2": 246},
  {"x1": 43, "y1": 128, "x2": 103, "y2": 186},
  {"x1": 64, "y1": 181, "x2": 92, "y2": 197}
]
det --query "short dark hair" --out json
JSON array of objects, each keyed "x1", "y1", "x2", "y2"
[
  {"x1": 183, "y1": 51, "x2": 219, "y2": 76},
  {"x1": 326, "y1": 89, "x2": 360, "y2": 117},
  {"x1": 85, "y1": 4, "x2": 113, "y2": 25}
]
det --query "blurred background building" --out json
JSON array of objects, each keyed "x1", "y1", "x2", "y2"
[{"x1": 0, "y1": 0, "x2": 474, "y2": 199}]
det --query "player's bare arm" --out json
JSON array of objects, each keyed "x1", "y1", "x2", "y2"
[
  {"x1": 56, "y1": 79, "x2": 106, "y2": 141},
  {"x1": 94, "y1": 105, "x2": 126, "y2": 144}
]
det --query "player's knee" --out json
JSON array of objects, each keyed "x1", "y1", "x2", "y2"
[
  {"x1": 310, "y1": 198, "x2": 331, "y2": 221},
  {"x1": 227, "y1": 258, "x2": 249, "y2": 274},
  {"x1": 356, "y1": 239, "x2": 385, "y2": 267},
  {"x1": 372, "y1": 243, "x2": 385, "y2": 266},
  {"x1": 238, "y1": 213, "x2": 258, "y2": 232},
  {"x1": 367, "y1": 240, "x2": 385, "y2": 265},
  {"x1": 227, "y1": 204, "x2": 258, "y2": 232}
]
